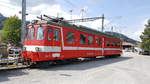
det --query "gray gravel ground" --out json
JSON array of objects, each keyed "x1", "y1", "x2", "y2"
[{"x1": 1, "y1": 52, "x2": 150, "y2": 84}]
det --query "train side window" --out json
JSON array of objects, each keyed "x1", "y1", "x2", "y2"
[
  {"x1": 54, "y1": 29, "x2": 60, "y2": 41},
  {"x1": 88, "y1": 36, "x2": 93, "y2": 45},
  {"x1": 118, "y1": 42, "x2": 120, "y2": 47},
  {"x1": 111, "y1": 42, "x2": 115, "y2": 47},
  {"x1": 80, "y1": 34, "x2": 86, "y2": 44},
  {"x1": 66, "y1": 32, "x2": 75, "y2": 44},
  {"x1": 48, "y1": 28, "x2": 52, "y2": 40},
  {"x1": 96, "y1": 39, "x2": 101, "y2": 46},
  {"x1": 115, "y1": 42, "x2": 118, "y2": 47},
  {"x1": 107, "y1": 41, "x2": 110, "y2": 46},
  {"x1": 29, "y1": 28, "x2": 35, "y2": 40},
  {"x1": 37, "y1": 27, "x2": 44, "y2": 40}
]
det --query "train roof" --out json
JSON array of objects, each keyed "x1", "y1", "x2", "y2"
[{"x1": 33, "y1": 20, "x2": 121, "y2": 40}]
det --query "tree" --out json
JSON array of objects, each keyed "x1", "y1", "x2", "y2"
[
  {"x1": 1, "y1": 15, "x2": 21, "y2": 46},
  {"x1": 140, "y1": 19, "x2": 150, "y2": 50}
]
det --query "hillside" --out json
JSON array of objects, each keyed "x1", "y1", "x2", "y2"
[
  {"x1": 0, "y1": 13, "x2": 6, "y2": 30},
  {"x1": 105, "y1": 31, "x2": 139, "y2": 44}
]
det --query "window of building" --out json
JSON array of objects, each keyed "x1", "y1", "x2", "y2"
[
  {"x1": 37, "y1": 27, "x2": 44, "y2": 40},
  {"x1": 54, "y1": 29, "x2": 60, "y2": 41},
  {"x1": 80, "y1": 34, "x2": 86, "y2": 44},
  {"x1": 88, "y1": 36, "x2": 93, "y2": 45},
  {"x1": 48, "y1": 28, "x2": 52, "y2": 40},
  {"x1": 66, "y1": 32, "x2": 75, "y2": 44},
  {"x1": 29, "y1": 28, "x2": 35, "y2": 40}
]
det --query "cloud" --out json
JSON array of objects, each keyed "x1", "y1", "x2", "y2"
[
  {"x1": 7, "y1": 0, "x2": 56, "y2": 7},
  {"x1": 128, "y1": 19, "x2": 147, "y2": 41},
  {"x1": 0, "y1": 0, "x2": 123, "y2": 40},
  {"x1": 0, "y1": 0, "x2": 21, "y2": 17},
  {"x1": 26, "y1": 3, "x2": 114, "y2": 33},
  {"x1": 26, "y1": 4, "x2": 68, "y2": 20},
  {"x1": 25, "y1": 3, "x2": 112, "y2": 32},
  {"x1": 0, "y1": 0, "x2": 112, "y2": 31},
  {"x1": 143, "y1": 18, "x2": 149, "y2": 25}
]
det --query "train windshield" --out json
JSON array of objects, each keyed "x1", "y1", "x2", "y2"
[
  {"x1": 29, "y1": 28, "x2": 35, "y2": 40},
  {"x1": 37, "y1": 27, "x2": 44, "y2": 40},
  {"x1": 25, "y1": 27, "x2": 34, "y2": 40}
]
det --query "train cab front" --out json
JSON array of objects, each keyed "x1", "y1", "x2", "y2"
[{"x1": 21, "y1": 23, "x2": 62, "y2": 64}]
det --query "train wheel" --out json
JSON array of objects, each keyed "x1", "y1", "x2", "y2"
[
  {"x1": 23, "y1": 59, "x2": 33, "y2": 66},
  {"x1": 104, "y1": 55, "x2": 110, "y2": 59},
  {"x1": 36, "y1": 61, "x2": 51, "y2": 68},
  {"x1": 116, "y1": 54, "x2": 121, "y2": 57},
  {"x1": 88, "y1": 57, "x2": 97, "y2": 60},
  {"x1": 110, "y1": 54, "x2": 121, "y2": 58},
  {"x1": 54, "y1": 58, "x2": 80, "y2": 65}
]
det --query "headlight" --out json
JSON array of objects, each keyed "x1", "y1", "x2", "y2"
[{"x1": 35, "y1": 47, "x2": 40, "y2": 51}]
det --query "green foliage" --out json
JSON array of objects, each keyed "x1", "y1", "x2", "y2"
[
  {"x1": 1, "y1": 15, "x2": 21, "y2": 46},
  {"x1": 140, "y1": 21, "x2": 150, "y2": 50}
]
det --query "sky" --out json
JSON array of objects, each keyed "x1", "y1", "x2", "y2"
[{"x1": 0, "y1": 0, "x2": 150, "y2": 41}]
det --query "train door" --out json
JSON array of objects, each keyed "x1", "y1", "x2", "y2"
[
  {"x1": 47, "y1": 27, "x2": 62, "y2": 58},
  {"x1": 52, "y1": 28, "x2": 61, "y2": 47},
  {"x1": 47, "y1": 27, "x2": 53, "y2": 46}
]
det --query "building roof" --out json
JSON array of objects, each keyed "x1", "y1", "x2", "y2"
[{"x1": 123, "y1": 42, "x2": 136, "y2": 46}]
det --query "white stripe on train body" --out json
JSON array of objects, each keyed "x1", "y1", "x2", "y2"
[
  {"x1": 104, "y1": 48, "x2": 122, "y2": 51},
  {"x1": 24, "y1": 45, "x2": 61, "y2": 52},
  {"x1": 24, "y1": 45, "x2": 121, "y2": 52},
  {"x1": 63, "y1": 47, "x2": 103, "y2": 50}
]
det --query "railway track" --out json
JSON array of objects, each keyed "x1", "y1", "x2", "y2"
[
  {"x1": 0, "y1": 64, "x2": 28, "y2": 71},
  {"x1": 0, "y1": 54, "x2": 120, "y2": 71}
]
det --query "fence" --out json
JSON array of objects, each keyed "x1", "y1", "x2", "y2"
[{"x1": 0, "y1": 46, "x2": 8, "y2": 58}]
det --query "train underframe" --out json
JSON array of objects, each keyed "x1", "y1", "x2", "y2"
[{"x1": 22, "y1": 51, "x2": 122, "y2": 68}]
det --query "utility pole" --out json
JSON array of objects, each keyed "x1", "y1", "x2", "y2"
[
  {"x1": 111, "y1": 26, "x2": 113, "y2": 32},
  {"x1": 111, "y1": 26, "x2": 114, "y2": 36},
  {"x1": 81, "y1": 8, "x2": 85, "y2": 20},
  {"x1": 69, "y1": 10, "x2": 73, "y2": 20},
  {"x1": 57, "y1": 12, "x2": 59, "y2": 18},
  {"x1": 101, "y1": 14, "x2": 105, "y2": 32},
  {"x1": 21, "y1": 0, "x2": 26, "y2": 45}
]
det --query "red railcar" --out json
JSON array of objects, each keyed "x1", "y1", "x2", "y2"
[{"x1": 21, "y1": 20, "x2": 122, "y2": 65}]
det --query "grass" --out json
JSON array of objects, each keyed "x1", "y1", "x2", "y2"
[{"x1": 0, "y1": 30, "x2": 3, "y2": 32}]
